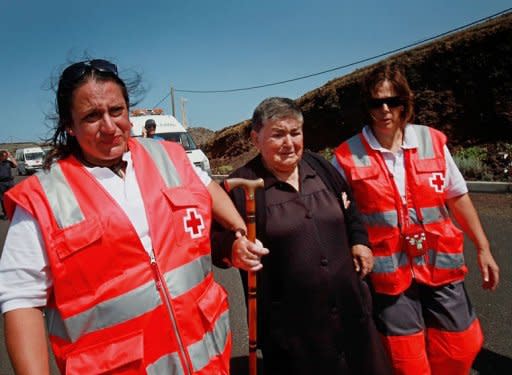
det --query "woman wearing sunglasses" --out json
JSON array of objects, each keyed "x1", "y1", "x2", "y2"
[
  {"x1": 332, "y1": 63, "x2": 500, "y2": 375},
  {"x1": 0, "y1": 59, "x2": 266, "y2": 374}
]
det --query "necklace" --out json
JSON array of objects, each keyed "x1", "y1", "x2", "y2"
[
  {"x1": 109, "y1": 160, "x2": 127, "y2": 178},
  {"x1": 76, "y1": 153, "x2": 127, "y2": 178}
]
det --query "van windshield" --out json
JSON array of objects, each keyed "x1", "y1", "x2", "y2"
[
  {"x1": 159, "y1": 132, "x2": 198, "y2": 151},
  {"x1": 26, "y1": 152, "x2": 44, "y2": 161}
]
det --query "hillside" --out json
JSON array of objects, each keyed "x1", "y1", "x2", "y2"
[
  {"x1": 204, "y1": 12, "x2": 512, "y2": 173},
  {"x1": 188, "y1": 127, "x2": 215, "y2": 148}
]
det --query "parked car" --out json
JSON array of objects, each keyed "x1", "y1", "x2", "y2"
[{"x1": 15, "y1": 146, "x2": 44, "y2": 175}]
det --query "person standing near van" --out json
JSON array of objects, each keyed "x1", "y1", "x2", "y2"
[
  {"x1": 0, "y1": 150, "x2": 17, "y2": 220},
  {"x1": 142, "y1": 118, "x2": 164, "y2": 140}
]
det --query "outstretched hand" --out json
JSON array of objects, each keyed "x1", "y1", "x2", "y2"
[{"x1": 231, "y1": 231, "x2": 269, "y2": 272}]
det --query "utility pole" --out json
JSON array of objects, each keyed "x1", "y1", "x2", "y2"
[
  {"x1": 180, "y1": 98, "x2": 188, "y2": 128},
  {"x1": 170, "y1": 86, "x2": 176, "y2": 117}
]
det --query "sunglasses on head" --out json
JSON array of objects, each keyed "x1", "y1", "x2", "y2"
[
  {"x1": 61, "y1": 59, "x2": 118, "y2": 82},
  {"x1": 367, "y1": 96, "x2": 404, "y2": 109}
]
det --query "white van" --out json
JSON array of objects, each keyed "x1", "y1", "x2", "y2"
[
  {"x1": 130, "y1": 109, "x2": 211, "y2": 175},
  {"x1": 15, "y1": 146, "x2": 44, "y2": 175}
]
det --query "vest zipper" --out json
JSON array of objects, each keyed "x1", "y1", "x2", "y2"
[
  {"x1": 401, "y1": 200, "x2": 416, "y2": 280},
  {"x1": 149, "y1": 251, "x2": 193, "y2": 375}
]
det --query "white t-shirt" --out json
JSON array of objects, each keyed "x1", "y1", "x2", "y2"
[
  {"x1": 331, "y1": 125, "x2": 468, "y2": 200},
  {"x1": 0, "y1": 151, "x2": 211, "y2": 313}
]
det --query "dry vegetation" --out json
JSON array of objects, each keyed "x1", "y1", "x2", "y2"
[{"x1": 203, "y1": 12, "x2": 512, "y2": 180}]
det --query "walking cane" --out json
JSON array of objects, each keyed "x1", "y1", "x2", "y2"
[{"x1": 224, "y1": 177, "x2": 264, "y2": 375}]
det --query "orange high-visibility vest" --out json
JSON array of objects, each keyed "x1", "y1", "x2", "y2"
[
  {"x1": 5, "y1": 138, "x2": 231, "y2": 374},
  {"x1": 334, "y1": 125, "x2": 467, "y2": 295}
]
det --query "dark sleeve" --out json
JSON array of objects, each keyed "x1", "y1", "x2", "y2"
[
  {"x1": 341, "y1": 181, "x2": 370, "y2": 248},
  {"x1": 307, "y1": 150, "x2": 370, "y2": 248}
]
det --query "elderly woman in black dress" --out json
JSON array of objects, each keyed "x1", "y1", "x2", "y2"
[{"x1": 212, "y1": 97, "x2": 391, "y2": 375}]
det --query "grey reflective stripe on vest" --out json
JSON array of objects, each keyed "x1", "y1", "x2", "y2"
[
  {"x1": 346, "y1": 135, "x2": 371, "y2": 167},
  {"x1": 40, "y1": 140, "x2": 181, "y2": 228},
  {"x1": 188, "y1": 310, "x2": 230, "y2": 372},
  {"x1": 146, "y1": 309, "x2": 230, "y2": 373},
  {"x1": 164, "y1": 255, "x2": 212, "y2": 298},
  {"x1": 373, "y1": 251, "x2": 409, "y2": 273},
  {"x1": 46, "y1": 254, "x2": 212, "y2": 342},
  {"x1": 137, "y1": 138, "x2": 181, "y2": 187},
  {"x1": 427, "y1": 249, "x2": 465, "y2": 269},
  {"x1": 373, "y1": 249, "x2": 464, "y2": 274},
  {"x1": 37, "y1": 164, "x2": 84, "y2": 228},
  {"x1": 412, "y1": 124, "x2": 434, "y2": 159},
  {"x1": 361, "y1": 210, "x2": 398, "y2": 227},
  {"x1": 412, "y1": 254, "x2": 426, "y2": 266},
  {"x1": 46, "y1": 279, "x2": 161, "y2": 342},
  {"x1": 147, "y1": 352, "x2": 185, "y2": 375},
  {"x1": 45, "y1": 307, "x2": 71, "y2": 341},
  {"x1": 408, "y1": 206, "x2": 450, "y2": 225}
]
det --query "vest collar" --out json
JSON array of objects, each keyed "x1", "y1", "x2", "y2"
[{"x1": 363, "y1": 124, "x2": 419, "y2": 153}]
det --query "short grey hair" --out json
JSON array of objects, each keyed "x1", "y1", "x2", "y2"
[{"x1": 251, "y1": 97, "x2": 303, "y2": 132}]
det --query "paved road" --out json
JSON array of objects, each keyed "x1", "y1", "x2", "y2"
[{"x1": 1, "y1": 189, "x2": 510, "y2": 374}]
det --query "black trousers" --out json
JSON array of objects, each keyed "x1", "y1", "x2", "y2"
[{"x1": 0, "y1": 181, "x2": 13, "y2": 215}]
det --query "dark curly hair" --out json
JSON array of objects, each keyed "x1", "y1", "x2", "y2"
[{"x1": 44, "y1": 59, "x2": 141, "y2": 169}]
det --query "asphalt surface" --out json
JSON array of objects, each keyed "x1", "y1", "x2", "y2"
[{"x1": 0, "y1": 184, "x2": 510, "y2": 374}]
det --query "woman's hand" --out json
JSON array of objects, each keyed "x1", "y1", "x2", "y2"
[
  {"x1": 231, "y1": 231, "x2": 269, "y2": 272},
  {"x1": 351, "y1": 244, "x2": 373, "y2": 278},
  {"x1": 478, "y1": 248, "x2": 500, "y2": 291}
]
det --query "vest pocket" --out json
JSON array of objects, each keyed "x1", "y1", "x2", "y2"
[
  {"x1": 195, "y1": 280, "x2": 230, "y2": 370},
  {"x1": 197, "y1": 279, "x2": 229, "y2": 326},
  {"x1": 162, "y1": 186, "x2": 201, "y2": 208},
  {"x1": 413, "y1": 157, "x2": 445, "y2": 173},
  {"x1": 55, "y1": 217, "x2": 104, "y2": 260},
  {"x1": 162, "y1": 186, "x2": 211, "y2": 246},
  {"x1": 370, "y1": 231, "x2": 404, "y2": 292},
  {"x1": 350, "y1": 166, "x2": 379, "y2": 181},
  {"x1": 424, "y1": 225, "x2": 466, "y2": 284},
  {"x1": 65, "y1": 330, "x2": 144, "y2": 374}
]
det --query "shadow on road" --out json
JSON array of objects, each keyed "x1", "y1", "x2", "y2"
[
  {"x1": 473, "y1": 348, "x2": 512, "y2": 374},
  {"x1": 232, "y1": 351, "x2": 512, "y2": 375},
  {"x1": 231, "y1": 356, "x2": 264, "y2": 375}
]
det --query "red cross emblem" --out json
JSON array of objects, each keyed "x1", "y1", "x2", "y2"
[
  {"x1": 429, "y1": 172, "x2": 445, "y2": 193},
  {"x1": 183, "y1": 208, "x2": 205, "y2": 239}
]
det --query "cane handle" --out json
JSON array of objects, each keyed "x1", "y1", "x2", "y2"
[{"x1": 224, "y1": 178, "x2": 264, "y2": 200}]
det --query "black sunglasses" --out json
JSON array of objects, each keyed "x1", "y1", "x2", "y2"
[
  {"x1": 367, "y1": 96, "x2": 404, "y2": 109},
  {"x1": 61, "y1": 59, "x2": 118, "y2": 82}
]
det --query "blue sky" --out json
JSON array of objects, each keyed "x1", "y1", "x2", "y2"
[{"x1": 0, "y1": 1, "x2": 510, "y2": 142}]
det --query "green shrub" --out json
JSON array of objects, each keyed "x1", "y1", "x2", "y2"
[
  {"x1": 453, "y1": 145, "x2": 491, "y2": 180},
  {"x1": 453, "y1": 155, "x2": 486, "y2": 180},
  {"x1": 454, "y1": 146, "x2": 487, "y2": 161}
]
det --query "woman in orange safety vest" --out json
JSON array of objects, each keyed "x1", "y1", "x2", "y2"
[
  {"x1": 0, "y1": 59, "x2": 267, "y2": 374},
  {"x1": 333, "y1": 63, "x2": 500, "y2": 375}
]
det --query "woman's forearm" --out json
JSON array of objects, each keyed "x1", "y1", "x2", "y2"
[
  {"x1": 5, "y1": 307, "x2": 50, "y2": 375},
  {"x1": 446, "y1": 193, "x2": 489, "y2": 250},
  {"x1": 207, "y1": 181, "x2": 246, "y2": 232}
]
